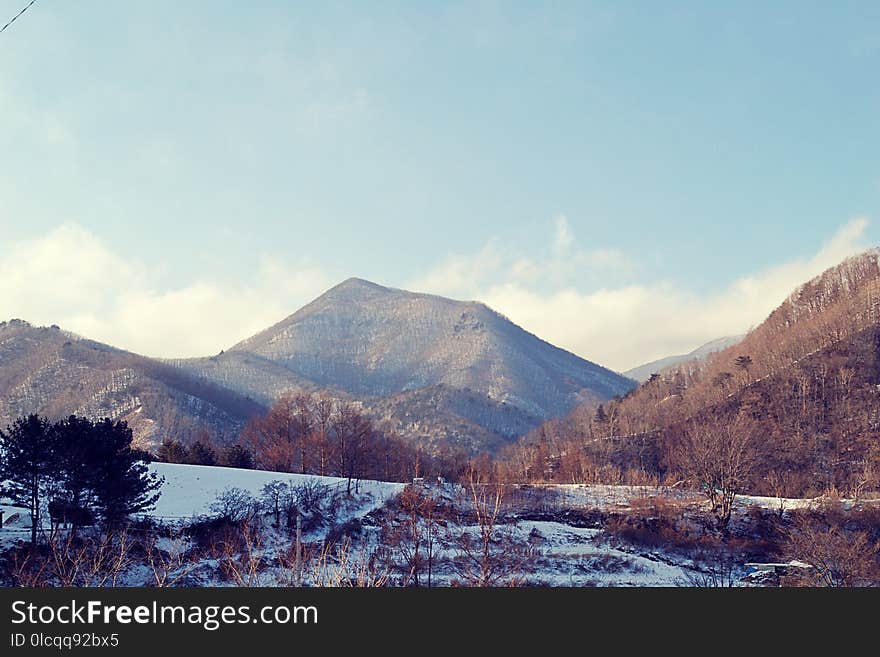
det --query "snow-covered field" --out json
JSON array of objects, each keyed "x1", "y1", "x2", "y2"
[
  {"x1": 1, "y1": 464, "x2": 404, "y2": 550},
  {"x1": 546, "y1": 483, "x2": 867, "y2": 513},
  {"x1": 150, "y1": 462, "x2": 404, "y2": 520},
  {"x1": 515, "y1": 520, "x2": 691, "y2": 586},
  {"x1": 0, "y1": 504, "x2": 27, "y2": 529},
  {"x1": 435, "y1": 519, "x2": 692, "y2": 586},
  {"x1": 5, "y1": 466, "x2": 873, "y2": 586},
  {"x1": 551, "y1": 484, "x2": 699, "y2": 510}
]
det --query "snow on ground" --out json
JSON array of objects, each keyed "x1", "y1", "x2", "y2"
[
  {"x1": 1, "y1": 504, "x2": 29, "y2": 529},
  {"x1": 511, "y1": 520, "x2": 692, "y2": 586},
  {"x1": 0, "y1": 503, "x2": 32, "y2": 548},
  {"x1": 4, "y1": 467, "x2": 874, "y2": 586},
  {"x1": 150, "y1": 462, "x2": 404, "y2": 521},
  {"x1": 546, "y1": 483, "x2": 705, "y2": 512},
  {"x1": 735, "y1": 493, "x2": 858, "y2": 511},
  {"x1": 2, "y1": 465, "x2": 405, "y2": 550},
  {"x1": 432, "y1": 520, "x2": 691, "y2": 586},
  {"x1": 545, "y1": 483, "x2": 872, "y2": 513},
  {"x1": 0, "y1": 504, "x2": 27, "y2": 525}
]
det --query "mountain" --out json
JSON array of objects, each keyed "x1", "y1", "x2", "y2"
[
  {"x1": 173, "y1": 278, "x2": 635, "y2": 451},
  {"x1": 0, "y1": 279, "x2": 633, "y2": 454},
  {"x1": 505, "y1": 248, "x2": 880, "y2": 497},
  {"x1": 623, "y1": 334, "x2": 745, "y2": 382},
  {"x1": 0, "y1": 320, "x2": 264, "y2": 448}
]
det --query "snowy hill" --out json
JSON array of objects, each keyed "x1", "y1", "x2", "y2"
[
  {"x1": 150, "y1": 462, "x2": 404, "y2": 520},
  {"x1": 0, "y1": 320, "x2": 263, "y2": 448},
  {"x1": 4, "y1": 464, "x2": 849, "y2": 587}
]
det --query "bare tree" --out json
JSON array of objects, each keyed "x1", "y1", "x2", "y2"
[
  {"x1": 447, "y1": 466, "x2": 532, "y2": 586},
  {"x1": 382, "y1": 485, "x2": 443, "y2": 586},
  {"x1": 260, "y1": 480, "x2": 290, "y2": 528},
  {"x1": 209, "y1": 487, "x2": 258, "y2": 523},
  {"x1": 42, "y1": 528, "x2": 134, "y2": 587},
  {"x1": 241, "y1": 394, "x2": 299, "y2": 472},
  {"x1": 307, "y1": 537, "x2": 390, "y2": 587},
  {"x1": 312, "y1": 396, "x2": 335, "y2": 477},
  {"x1": 146, "y1": 531, "x2": 199, "y2": 587},
  {"x1": 785, "y1": 515, "x2": 879, "y2": 587},
  {"x1": 293, "y1": 393, "x2": 313, "y2": 474},
  {"x1": 6, "y1": 549, "x2": 49, "y2": 586},
  {"x1": 766, "y1": 470, "x2": 789, "y2": 517},
  {"x1": 276, "y1": 539, "x2": 314, "y2": 586},
  {"x1": 332, "y1": 404, "x2": 373, "y2": 495},
  {"x1": 679, "y1": 549, "x2": 740, "y2": 587},
  {"x1": 673, "y1": 415, "x2": 758, "y2": 529},
  {"x1": 217, "y1": 516, "x2": 266, "y2": 586}
]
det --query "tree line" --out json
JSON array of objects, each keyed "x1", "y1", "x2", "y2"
[
  {"x1": 0, "y1": 414, "x2": 161, "y2": 547},
  {"x1": 156, "y1": 392, "x2": 470, "y2": 490}
]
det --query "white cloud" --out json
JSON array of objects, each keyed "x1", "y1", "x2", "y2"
[
  {"x1": 0, "y1": 224, "x2": 331, "y2": 358},
  {"x1": 411, "y1": 214, "x2": 633, "y2": 296},
  {"x1": 411, "y1": 217, "x2": 872, "y2": 372},
  {"x1": 410, "y1": 239, "x2": 505, "y2": 301}
]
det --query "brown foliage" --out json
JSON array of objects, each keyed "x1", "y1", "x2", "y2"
[
  {"x1": 241, "y1": 393, "x2": 446, "y2": 485},
  {"x1": 5, "y1": 529, "x2": 134, "y2": 587},
  {"x1": 380, "y1": 485, "x2": 446, "y2": 586},
  {"x1": 500, "y1": 252, "x2": 880, "y2": 500},
  {"x1": 672, "y1": 414, "x2": 759, "y2": 528},
  {"x1": 606, "y1": 496, "x2": 704, "y2": 551},
  {"x1": 784, "y1": 511, "x2": 880, "y2": 587}
]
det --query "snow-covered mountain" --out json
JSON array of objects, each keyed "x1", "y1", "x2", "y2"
[
  {"x1": 623, "y1": 334, "x2": 745, "y2": 383},
  {"x1": 174, "y1": 278, "x2": 635, "y2": 451},
  {"x1": 0, "y1": 320, "x2": 262, "y2": 448}
]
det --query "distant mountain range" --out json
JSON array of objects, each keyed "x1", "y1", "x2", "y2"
[
  {"x1": 0, "y1": 279, "x2": 634, "y2": 453},
  {"x1": 623, "y1": 335, "x2": 745, "y2": 382}
]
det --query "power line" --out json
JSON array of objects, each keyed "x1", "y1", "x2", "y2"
[{"x1": 0, "y1": 0, "x2": 37, "y2": 36}]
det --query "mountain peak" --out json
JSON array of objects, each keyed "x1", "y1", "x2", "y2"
[
  {"x1": 291, "y1": 278, "x2": 418, "y2": 319},
  {"x1": 222, "y1": 278, "x2": 634, "y2": 452},
  {"x1": 333, "y1": 277, "x2": 389, "y2": 292},
  {"x1": 308, "y1": 278, "x2": 498, "y2": 318}
]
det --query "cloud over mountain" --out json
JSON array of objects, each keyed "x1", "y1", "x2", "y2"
[
  {"x1": 412, "y1": 217, "x2": 871, "y2": 370},
  {"x1": 1, "y1": 217, "x2": 871, "y2": 370}
]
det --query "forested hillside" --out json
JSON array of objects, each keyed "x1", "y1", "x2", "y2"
[
  {"x1": 0, "y1": 320, "x2": 263, "y2": 448},
  {"x1": 500, "y1": 250, "x2": 880, "y2": 498}
]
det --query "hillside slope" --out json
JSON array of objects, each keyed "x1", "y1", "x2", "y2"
[
  {"x1": 504, "y1": 249, "x2": 880, "y2": 496},
  {"x1": 0, "y1": 320, "x2": 264, "y2": 448}
]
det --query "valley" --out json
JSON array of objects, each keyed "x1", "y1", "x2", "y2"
[{"x1": 3, "y1": 251, "x2": 880, "y2": 587}]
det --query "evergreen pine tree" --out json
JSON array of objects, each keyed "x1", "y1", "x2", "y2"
[
  {"x1": 82, "y1": 419, "x2": 163, "y2": 526},
  {"x1": 0, "y1": 414, "x2": 58, "y2": 547},
  {"x1": 51, "y1": 415, "x2": 103, "y2": 533},
  {"x1": 188, "y1": 440, "x2": 217, "y2": 466},
  {"x1": 220, "y1": 444, "x2": 254, "y2": 469},
  {"x1": 156, "y1": 438, "x2": 189, "y2": 464}
]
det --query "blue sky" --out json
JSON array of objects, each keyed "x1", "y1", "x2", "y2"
[{"x1": 1, "y1": 1, "x2": 878, "y2": 370}]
